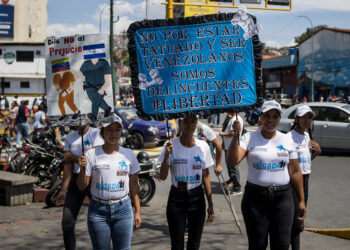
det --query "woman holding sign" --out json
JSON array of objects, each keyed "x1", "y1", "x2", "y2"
[
  {"x1": 77, "y1": 114, "x2": 141, "y2": 250},
  {"x1": 158, "y1": 115, "x2": 215, "y2": 250},
  {"x1": 227, "y1": 100, "x2": 306, "y2": 250}
]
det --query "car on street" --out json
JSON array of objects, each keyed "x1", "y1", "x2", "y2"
[
  {"x1": 275, "y1": 94, "x2": 293, "y2": 107},
  {"x1": 278, "y1": 102, "x2": 350, "y2": 151},
  {"x1": 114, "y1": 106, "x2": 175, "y2": 149}
]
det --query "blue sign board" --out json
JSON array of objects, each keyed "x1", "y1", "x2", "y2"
[
  {"x1": 0, "y1": 4, "x2": 14, "y2": 38},
  {"x1": 128, "y1": 13, "x2": 263, "y2": 120}
]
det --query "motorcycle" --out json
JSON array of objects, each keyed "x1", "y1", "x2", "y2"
[
  {"x1": 245, "y1": 108, "x2": 261, "y2": 126},
  {"x1": 136, "y1": 151, "x2": 159, "y2": 206}
]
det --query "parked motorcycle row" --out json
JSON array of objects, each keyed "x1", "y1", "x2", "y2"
[{"x1": 0, "y1": 126, "x2": 160, "y2": 208}]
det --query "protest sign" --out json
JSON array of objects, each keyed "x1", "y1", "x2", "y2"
[
  {"x1": 45, "y1": 34, "x2": 114, "y2": 126},
  {"x1": 128, "y1": 12, "x2": 263, "y2": 120}
]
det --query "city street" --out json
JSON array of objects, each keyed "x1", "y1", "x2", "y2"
[{"x1": 0, "y1": 147, "x2": 349, "y2": 249}]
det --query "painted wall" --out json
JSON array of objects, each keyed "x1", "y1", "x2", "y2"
[{"x1": 298, "y1": 29, "x2": 350, "y2": 97}]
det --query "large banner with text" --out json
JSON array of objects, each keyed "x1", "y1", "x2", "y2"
[
  {"x1": 45, "y1": 34, "x2": 114, "y2": 127},
  {"x1": 128, "y1": 12, "x2": 263, "y2": 120}
]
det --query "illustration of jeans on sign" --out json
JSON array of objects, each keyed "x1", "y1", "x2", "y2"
[
  {"x1": 51, "y1": 58, "x2": 80, "y2": 121},
  {"x1": 138, "y1": 69, "x2": 163, "y2": 90},
  {"x1": 75, "y1": 43, "x2": 112, "y2": 122}
]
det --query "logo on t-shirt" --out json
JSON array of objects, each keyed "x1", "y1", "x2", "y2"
[
  {"x1": 252, "y1": 160, "x2": 287, "y2": 171},
  {"x1": 96, "y1": 180, "x2": 125, "y2": 191},
  {"x1": 116, "y1": 161, "x2": 129, "y2": 176},
  {"x1": 276, "y1": 145, "x2": 288, "y2": 157},
  {"x1": 84, "y1": 140, "x2": 92, "y2": 148},
  {"x1": 193, "y1": 155, "x2": 203, "y2": 169},
  {"x1": 175, "y1": 174, "x2": 201, "y2": 183}
]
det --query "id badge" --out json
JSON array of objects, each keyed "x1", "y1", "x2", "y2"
[{"x1": 178, "y1": 181, "x2": 188, "y2": 191}]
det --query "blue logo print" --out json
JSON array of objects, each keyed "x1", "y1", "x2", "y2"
[
  {"x1": 277, "y1": 145, "x2": 286, "y2": 151},
  {"x1": 194, "y1": 156, "x2": 202, "y2": 164},
  {"x1": 84, "y1": 140, "x2": 92, "y2": 147},
  {"x1": 119, "y1": 161, "x2": 129, "y2": 170}
]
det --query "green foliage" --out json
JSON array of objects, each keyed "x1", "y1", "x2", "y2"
[{"x1": 294, "y1": 25, "x2": 327, "y2": 44}]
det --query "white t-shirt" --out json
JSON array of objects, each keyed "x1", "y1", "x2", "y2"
[
  {"x1": 222, "y1": 115, "x2": 244, "y2": 150},
  {"x1": 240, "y1": 130, "x2": 298, "y2": 187},
  {"x1": 287, "y1": 130, "x2": 312, "y2": 175},
  {"x1": 194, "y1": 122, "x2": 216, "y2": 141},
  {"x1": 85, "y1": 146, "x2": 140, "y2": 200},
  {"x1": 158, "y1": 137, "x2": 214, "y2": 190},
  {"x1": 64, "y1": 127, "x2": 104, "y2": 173},
  {"x1": 33, "y1": 110, "x2": 45, "y2": 129}
]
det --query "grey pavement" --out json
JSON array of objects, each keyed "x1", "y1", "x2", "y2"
[
  {"x1": 1, "y1": 153, "x2": 349, "y2": 249},
  {"x1": 0, "y1": 116, "x2": 349, "y2": 249}
]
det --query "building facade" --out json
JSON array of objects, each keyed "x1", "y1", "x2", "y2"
[
  {"x1": 298, "y1": 27, "x2": 350, "y2": 101},
  {"x1": 262, "y1": 51, "x2": 298, "y2": 97},
  {"x1": 0, "y1": 0, "x2": 47, "y2": 104}
]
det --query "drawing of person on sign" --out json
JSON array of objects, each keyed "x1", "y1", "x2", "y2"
[
  {"x1": 74, "y1": 43, "x2": 112, "y2": 122},
  {"x1": 51, "y1": 58, "x2": 80, "y2": 121}
]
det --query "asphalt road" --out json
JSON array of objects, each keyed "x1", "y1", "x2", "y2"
[{"x1": 0, "y1": 152, "x2": 349, "y2": 250}]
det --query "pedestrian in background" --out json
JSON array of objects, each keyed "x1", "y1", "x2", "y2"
[
  {"x1": 227, "y1": 100, "x2": 306, "y2": 250},
  {"x1": 219, "y1": 113, "x2": 244, "y2": 193},
  {"x1": 159, "y1": 115, "x2": 215, "y2": 250},
  {"x1": 288, "y1": 105, "x2": 321, "y2": 250},
  {"x1": 9, "y1": 101, "x2": 18, "y2": 138},
  {"x1": 33, "y1": 103, "x2": 46, "y2": 131},
  {"x1": 77, "y1": 115, "x2": 141, "y2": 250},
  {"x1": 16, "y1": 100, "x2": 30, "y2": 147},
  {"x1": 55, "y1": 125, "x2": 104, "y2": 250}
]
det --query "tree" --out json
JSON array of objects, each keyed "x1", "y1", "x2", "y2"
[{"x1": 294, "y1": 25, "x2": 327, "y2": 44}]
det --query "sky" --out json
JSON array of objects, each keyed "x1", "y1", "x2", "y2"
[{"x1": 47, "y1": 0, "x2": 350, "y2": 48}]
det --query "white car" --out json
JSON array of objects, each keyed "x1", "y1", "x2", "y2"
[{"x1": 278, "y1": 102, "x2": 350, "y2": 151}]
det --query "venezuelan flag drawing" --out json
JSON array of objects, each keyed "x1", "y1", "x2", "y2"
[
  {"x1": 83, "y1": 43, "x2": 106, "y2": 60},
  {"x1": 51, "y1": 58, "x2": 70, "y2": 73}
]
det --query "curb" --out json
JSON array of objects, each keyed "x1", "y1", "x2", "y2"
[{"x1": 305, "y1": 227, "x2": 350, "y2": 240}]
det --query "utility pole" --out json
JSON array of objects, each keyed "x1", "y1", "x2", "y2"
[{"x1": 110, "y1": 0, "x2": 116, "y2": 96}]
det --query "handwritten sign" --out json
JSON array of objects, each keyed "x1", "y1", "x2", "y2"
[
  {"x1": 128, "y1": 13, "x2": 263, "y2": 120},
  {"x1": 45, "y1": 34, "x2": 114, "y2": 126}
]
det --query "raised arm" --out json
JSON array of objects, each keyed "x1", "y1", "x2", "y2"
[
  {"x1": 76, "y1": 155, "x2": 90, "y2": 191},
  {"x1": 226, "y1": 120, "x2": 246, "y2": 166},
  {"x1": 159, "y1": 141, "x2": 173, "y2": 180}
]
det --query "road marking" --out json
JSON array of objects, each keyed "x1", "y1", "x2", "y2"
[{"x1": 305, "y1": 228, "x2": 350, "y2": 240}]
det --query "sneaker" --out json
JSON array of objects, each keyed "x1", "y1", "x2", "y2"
[{"x1": 230, "y1": 185, "x2": 241, "y2": 193}]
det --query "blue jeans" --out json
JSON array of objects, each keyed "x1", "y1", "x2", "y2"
[
  {"x1": 16, "y1": 122, "x2": 30, "y2": 144},
  {"x1": 88, "y1": 197, "x2": 134, "y2": 250}
]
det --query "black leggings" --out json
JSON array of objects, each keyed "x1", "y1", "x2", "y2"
[
  {"x1": 291, "y1": 174, "x2": 310, "y2": 250},
  {"x1": 166, "y1": 185, "x2": 206, "y2": 250},
  {"x1": 241, "y1": 182, "x2": 294, "y2": 250},
  {"x1": 61, "y1": 173, "x2": 90, "y2": 250}
]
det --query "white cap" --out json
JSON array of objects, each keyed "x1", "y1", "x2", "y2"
[
  {"x1": 261, "y1": 100, "x2": 282, "y2": 115},
  {"x1": 102, "y1": 114, "x2": 123, "y2": 128},
  {"x1": 295, "y1": 105, "x2": 316, "y2": 118}
]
